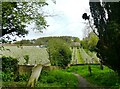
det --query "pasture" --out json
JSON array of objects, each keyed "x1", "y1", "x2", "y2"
[{"x1": 1, "y1": 46, "x2": 49, "y2": 65}]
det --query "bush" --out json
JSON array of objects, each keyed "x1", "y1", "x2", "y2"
[
  {"x1": 2, "y1": 56, "x2": 19, "y2": 81},
  {"x1": 48, "y1": 38, "x2": 72, "y2": 68},
  {"x1": 18, "y1": 73, "x2": 29, "y2": 81},
  {"x1": 23, "y1": 55, "x2": 29, "y2": 64},
  {"x1": 2, "y1": 56, "x2": 19, "y2": 73},
  {"x1": 2, "y1": 72, "x2": 14, "y2": 82}
]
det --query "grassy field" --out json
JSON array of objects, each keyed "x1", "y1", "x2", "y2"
[
  {"x1": 2, "y1": 69, "x2": 78, "y2": 87},
  {"x1": 66, "y1": 65, "x2": 120, "y2": 87},
  {"x1": 1, "y1": 46, "x2": 49, "y2": 65}
]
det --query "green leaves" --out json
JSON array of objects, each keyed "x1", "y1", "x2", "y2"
[
  {"x1": 81, "y1": 32, "x2": 99, "y2": 51},
  {"x1": 48, "y1": 38, "x2": 72, "y2": 68},
  {"x1": 89, "y1": 1, "x2": 120, "y2": 74},
  {"x1": 2, "y1": 2, "x2": 48, "y2": 37}
]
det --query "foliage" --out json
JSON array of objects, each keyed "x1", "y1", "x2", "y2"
[
  {"x1": 13, "y1": 36, "x2": 76, "y2": 46},
  {"x1": 48, "y1": 38, "x2": 72, "y2": 68},
  {"x1": 0, "y1": 39, "x2": 8, "y2": 43},
  {"x1": 2, "y1": 2, "x2": 48, "y2": 38},
  {"x1": 18, "y1": 73, "x2": 30, "y2": 81},
  {"x1": 73, "y1": 37, "x2": 80, "y2": 42},
  {"x1": 66, "y1": 65, "x2": 120, "y2": 87},
  {"x1": 2, "y1": 72, "x2": 14, "y2": 82},
  {"x1": 2, "y1": 56, "x2": 19, "y2": 82},
  {"x1": 14, "y1": 40, "x2": 33, "y2": 46},
  {"x1": 23, "y1": 55, "x2": 29, "y2": 64},
  {"x1": 37, "y1": 69, "x2": 78, "y2": 87},
  {"x1": 2, "y1": 56, "x2": 18, "y2": 73},
  {"x1": 89, "y1": 1, "x2": 120, "y2": 74},
  {"x1": 81, "y1": 32, "x2": 99, "y2": 51},
  {"x1": 2, "y1": 69, "x2": 78, "y2": 87}
]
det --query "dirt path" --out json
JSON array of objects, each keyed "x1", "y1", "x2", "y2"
[{"x1": 72, "y1": 73, "x2": 91, "y2": 88}]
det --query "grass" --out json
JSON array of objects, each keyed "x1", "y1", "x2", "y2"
[
  {"x1": 37, "y1": 69, "x2": 78, "y2": 87},
  {"x1": 66, "y1": 65, "x2": 120, "y2": 87},
  {"x1": 79, "y1": 48, "x2": 99, "y2": 64},
  {"x1": 86, "y1": 50, "x2": 100, "y2": 63},
  {"x1": 2, "y1": 81, "x2": 27, "y2": 87},
  {"x1": 1, "y1": 46, "x2": 49, "y2": 65},
  {"x1": 77, "y1": 48, "x2": 84, "y2": 64},
  {"x1": 2, "y1": 69, "x2": 78, "y2": 87}
]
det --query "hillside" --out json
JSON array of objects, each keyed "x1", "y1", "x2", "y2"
[{"x1": 13, "y1": 36, "x2": 80, "y2": 46}]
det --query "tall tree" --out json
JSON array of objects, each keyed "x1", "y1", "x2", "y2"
[{"x1": 88, "y1": 0, "x2": 120, "y2": 74}]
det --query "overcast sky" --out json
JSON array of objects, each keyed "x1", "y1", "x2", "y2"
[{"x1": 18, "y1": 0, "x2": 90, "y2": 41}]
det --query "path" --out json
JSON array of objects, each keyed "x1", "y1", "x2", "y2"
[{"x1": 72, "y1": 73, "x2": 91, "y2": 88}]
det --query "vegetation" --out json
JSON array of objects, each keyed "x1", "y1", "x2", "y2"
[
  {"x1": 88, "y1": 1, "x2": 120, "y2": 74},
  {"x1": 81, "y1": 32, "x2": 99, "y2": 51},
  {"x1": 23, "y1": 55, "x2": 29, "y2": 65},
  {"x1": 2, "y1": 56, "x2": 19, "y2": 82},
  {"x1": 2, "y1": 2, "x2": 48, "y2": 38},
  {"x1": 48, "y1": 38, "x2": 72, "y2": 68},
  {"x1": 71, "y1": 47, "x2": 78, "y2": 64},
  {"x1": 66, "y1": 65, "x2": 120, "y2": 87},
  {"x1": 14, "y1": 40, "x2": 34, "y2": 46},
  {"x1": 77, "y1": 48, "x2": 84, "y2": 64},
  {"x1": 37, "y1": 69, "x2": 78, "y2": 87},
  {"x1": 14, "y1": 36, "x2": 79, "y2": 46},
  {"x1": 2, "y1": 69, "x2": 78, "y2": 87}
]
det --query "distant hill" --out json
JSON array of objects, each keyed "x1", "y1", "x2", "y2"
[{"x1": 14, "y1": 36, "x2": 80, "y2": 46}]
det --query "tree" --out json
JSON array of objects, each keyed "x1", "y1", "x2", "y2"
[
  {"x1": 81, "y1": 32, "x2": 98, "y2": 51},
  {"x1": 73, "y1": 37, "x2": 80, "y2": 42},
  {"x1": 48, "y1": 38, "x2": 72, "y2": 68},
  {"x1": 14, "y1": 40, "x2": 33, "y2": 46},
  {"x1": 1, "y1": 2, "x2": 48, "y2": 38},
  {"x1": 87, "y1": 32, "x2": 99, "y2": 51},
  {"x1": 86, "y1": 1, "x2": 120, "y2": 74}
]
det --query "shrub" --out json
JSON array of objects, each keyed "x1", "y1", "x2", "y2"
[
  {"x1": 23, "y1": 55, "x2": 29, "y2": 64},
  {"x1": 2, "y1": 72, "x2": 14, "y2": 82},
  {"x1": 2, "y1": 56, "x2": 18, "y2": 73},
  {"x1": 48, "y1": 38, "x2": 72, "y2": 68},
  {"x1": 2, "y1": 56, "x2": 19, "y2": 81},
  {"x1": 18, "y1": 73, "x2": 29, "y2": 81}
]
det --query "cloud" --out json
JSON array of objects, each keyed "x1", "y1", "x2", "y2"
[{"x1": 20, "y1": 0, "x2": 90, "y2": 41}]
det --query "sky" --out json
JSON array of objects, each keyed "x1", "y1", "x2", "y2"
[{"x1": 18, "y1": 0, "x2": 90, "y2": 41}]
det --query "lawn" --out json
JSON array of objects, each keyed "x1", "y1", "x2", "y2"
[
  {"x1": 66, "y1": 65, "x2": 120, "y2": 88},
  {"x1": 37, "y1": 69, "x2": 78, "y2": 87}
]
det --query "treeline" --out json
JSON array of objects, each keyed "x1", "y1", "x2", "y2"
[{"x1": 14, "y1": 36, "x2": 80, "y2": 46}]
